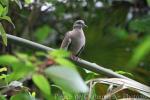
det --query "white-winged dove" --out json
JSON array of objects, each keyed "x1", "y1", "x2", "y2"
[{"x1": 60, "y1": 20, "x2": 87, "y2": 57}]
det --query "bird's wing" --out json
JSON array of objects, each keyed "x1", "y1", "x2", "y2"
[
  {"x1": 60, "y1": 32, "x2": 71, "y2": 50},
  {"x1": 76, "y1": 45, "x2": 85, "y2": 56}
]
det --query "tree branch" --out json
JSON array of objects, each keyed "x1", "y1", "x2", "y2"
[{"x1": 1, "y1": 34, "x2": 150, "y2": 93}]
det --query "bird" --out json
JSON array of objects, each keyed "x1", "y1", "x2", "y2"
[{"x1": 60, "y1": 20, "x2": 87, "y2": 60}]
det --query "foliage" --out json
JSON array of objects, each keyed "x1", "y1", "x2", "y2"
[
  {"x1": 0, "y1": 50, "x2": 89, "y2": 99},
  {"x1": 45, "y1": 66, "x2": 88, "y2": 93},
  {"x1": 10, "y1": 91, "x2": 35, "y2": 100},
  {"x1": 32, "y1": 74, "x2": 51, "y2": 98},
  {"x1": 0, "y1": 0, "x2": 150, "y2": 99},
  {"x1": 129, "y1": 36, "x2": 150, "y2": 67},
  {"x1": 0, "y1": 0, "x2": 16, "y2": 45},
  {"x1": 34, "y1": 25, "x2": 52, "y2": 43}
]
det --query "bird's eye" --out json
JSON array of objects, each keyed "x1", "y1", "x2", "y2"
[{"x1": 77, "y1": 21, "x2": 82, "y2": 24}]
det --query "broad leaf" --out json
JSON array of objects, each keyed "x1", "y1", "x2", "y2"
[
  {"x1": 0, "y1": 95, "x2": 6, "y2": 100},
  {"x1": 49, "y1": 49, "x2": 70, "y2": 58},
  {"x1": 34, "y1": 25, "x2": 51, "y2": 43},
  {"x1": 0, "y1": 74, "x2": 7, "y2": 79},
  {"x1": 32, "y1": 74, "x2": 51, "y2": 96},
  {"x1": 129, "y1": 36, "x2": 150, "y2": 66},
  {"x1": 45, "y1": 66, "x2": 89, "y2": 93},
  {"x1": 0, "y1": 55, "x2": 35, "y2": 82},
  {"x1": 0, "y1": 2, "x2": 8, "y2": 16},
  {"x1": 55, "y1": 58, "x2": 76, "y2": 70},
  {"x1": 10, "y1": 92, "x2": 35, "y2": 100},
  {"x1": 25, "y1": 0, "x2": 32, "y2": 4},
  {"x1": 6, "y1": 61, "x2": 35, "y2": 82},
  {"x1": 0, "y1": 55, "x2": 19, "y2": 65}
]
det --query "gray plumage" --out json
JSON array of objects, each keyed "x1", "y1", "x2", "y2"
[{"x1": 60, "y1": 20, "x2": 87, "y2": 56}]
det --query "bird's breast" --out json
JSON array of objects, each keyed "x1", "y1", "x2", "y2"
[
  {"x1": 69, "y1": 31, "x2": 85, "y2": 54},
  {"x1": 72, "y1": 32, "x2": 85, "y2": 45}
]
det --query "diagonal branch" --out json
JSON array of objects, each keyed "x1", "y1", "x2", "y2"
[{"x1": 1, "y1": 34, "x2": 150, "y2": 93}]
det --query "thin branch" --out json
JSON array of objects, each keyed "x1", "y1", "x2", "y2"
[
  {"x1": 1, "y1": 34, "x2": 150, "y2": 93},
  {"x1": 6, "y1": 34, "x2": 54, "y2": 51}
]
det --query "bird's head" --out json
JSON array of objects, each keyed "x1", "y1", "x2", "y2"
[{"x1": 73, "y1": 20, "x2": 87, "y2": 29}]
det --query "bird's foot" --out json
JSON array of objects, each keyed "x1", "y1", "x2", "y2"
[{"x1": 70, "y1": 55, "x2": 79, "y2": 61}]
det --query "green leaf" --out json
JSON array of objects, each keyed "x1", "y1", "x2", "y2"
[
  {"x1": 0, "y1": 4, "x2": 3, "y2": 16},
  {"x1": 55, "y1": 58, "x2": 76, "y2": 70},
  {"x1": 15, "y1": 52, "x2": 29, "y2": 60},
  {"x1": 0, "y1": 54, "x2": 35, "y2": 82},
  {"x1": 49, "y1": 49, "x2": 70, "y2": 58},
  {"x1": 0, "y1": 0, "x2": 9, "y2": 6},
  {"x1": 45, "y1": 66, "x2": 89, "y2": 93},
  {"x1": 0, "y1": 23, "x2": 7, "y2": 46},
  {"x1": 0, "y1": 95, "x2": 6, "y2": 100},
  {"x1": 35, "y1": 51, "x2": 47, "y2": 57},
  {"x1": 0, "y1": 55, "x2": 19, "y2": 65},
  {"x1": 1, "y1": 7, "x2": 8, "y2": 16},
  {"x1": 10, "y1": 91, "x2": 35, "y2": 100},
  {"x1": 147, "y1": 0, "x2": 150, "y2": 6},
  {"x1": 25, "y1": 0, "x2": 32, "y2": 4},
  {"x1": 6, "y1": 61, "x2": 35, "y2": 82},
  {"x1": 115, "y1": 71, "x2": 133, "y2": 77},
  {"x1": 32, "y1": 74, "x2": 51, "y2": 96},
  {"x1": 0, "y1": 74, "x2": 7, "y2": 79},
  {"x1": 34, "y1": 25, "x2": 52, "y2": 43},
  {"x1": 0, "y1": 16, "x2": 15, "y2": 28},
  {"x1": 129, "y1": 35, "x2": 150, "y2": 66},
  {"x1": 129, "y1": 17, "x2": 150, "y2": 33},
  {"x1": 0, "y1": 77, "x2": 7, "y2": 84},
  {"x1": 0, "y1": 3, "x2": 8, "y2": 16},
  {"x1": 0, "y1": 67, "x2": 7, "y2": 72},
  {"x1": 85, "y1": 72, "x2": 97, "y2": 81},
  {"x1": 110, "y1": 27, "x2": 128, "y2": 39}
]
